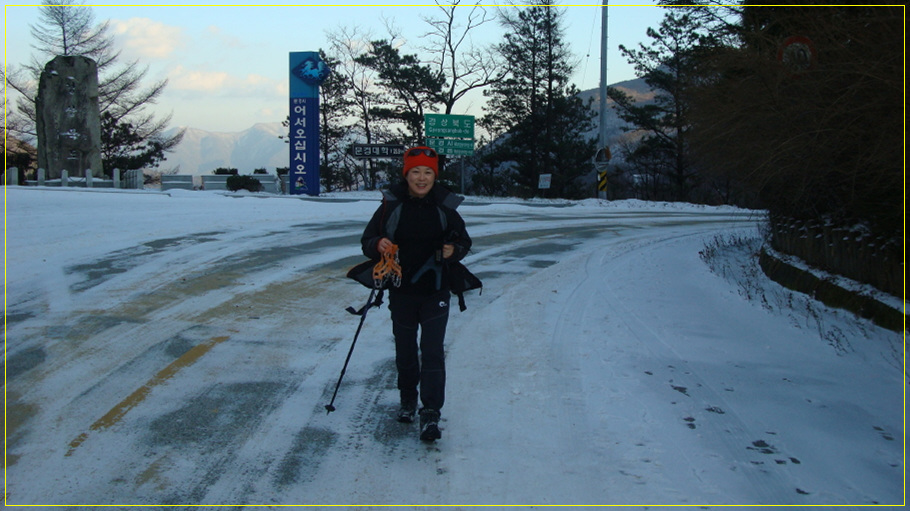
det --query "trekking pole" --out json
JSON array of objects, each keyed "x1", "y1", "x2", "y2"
[{"x1": 325, "y1": 287, "x2": 377, "y2": 414}]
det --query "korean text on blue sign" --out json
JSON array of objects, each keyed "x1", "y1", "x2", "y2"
[
  {"x1": 288, "y1": 51, "x2": 330, "y2": 196},
  {"x1": 288, "y1": 97, "x2": 319, "y2": 195}
]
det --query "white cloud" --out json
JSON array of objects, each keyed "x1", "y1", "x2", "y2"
[
  {"x1": 168, "y1": 66, "x2": 283, "y2": 97},
  {"x1": 204, "y1": 25, "x2": 245, "y2": 49},
  {"x1": 168, "y1": 65, "x2": 230, "y2": 92},
  {"x1": 109, "y1": 18, "x2": 186, "y2": 60}
]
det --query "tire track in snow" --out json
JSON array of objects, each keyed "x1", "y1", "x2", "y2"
[
  {"x1": 534, "y1": 230, "x2": 711, "y2": 503},
  {"x1": 590, "y1": 228, "x2": 800, "y2": 504}
]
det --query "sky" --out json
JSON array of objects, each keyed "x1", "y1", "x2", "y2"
[
  {"x1": 4, "y1": 186, "x2": 905, "y2": 505},
  {"x1": 2, "y1": 1, "x2": 667, "y2": 133}
]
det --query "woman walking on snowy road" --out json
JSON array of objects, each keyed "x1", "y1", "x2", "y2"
[{"x1": 357, "y1": 146, "x2": 477, "y2": 442}]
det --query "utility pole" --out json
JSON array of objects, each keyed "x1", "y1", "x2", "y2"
[
  {"x1": 595, "y1": 3, "x2": 611, "y2": 199},
  {"x1": 598, "y1": 3, "x2": 609, "y2": 151}
]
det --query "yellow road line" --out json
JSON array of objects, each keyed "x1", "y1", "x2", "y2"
[{"x1": 65, "y1": 335, "x2": 229, "y2": 456}]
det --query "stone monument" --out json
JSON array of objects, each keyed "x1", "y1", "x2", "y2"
[{"x1": 36, "y1": 55, "x2": 104, "y2": 179}]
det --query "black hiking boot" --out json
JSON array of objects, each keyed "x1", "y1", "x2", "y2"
[
  {"x1": 419, "y1": 408, "x2": 441, "y2": 442},
  {"x1": 397, "y1": 400, "x2": 417, "y2": 423}
]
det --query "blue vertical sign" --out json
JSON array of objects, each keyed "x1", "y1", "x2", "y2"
[{"x1": 289, "y1": 51, "x2": 330, "y2": 196}]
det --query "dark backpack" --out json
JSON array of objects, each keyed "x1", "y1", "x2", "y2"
[{"x1": 446, "y1": 260, "x2": 483, "y2": 311}]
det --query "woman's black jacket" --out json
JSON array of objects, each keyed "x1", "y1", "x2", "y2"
[{"x1": 349, "y1": 182, "x2": 481, "y2": 310}]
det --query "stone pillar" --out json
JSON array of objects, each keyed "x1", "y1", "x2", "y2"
[
  {"x1": 36, "y1": 56, "x2": 104, "y2": 179},
  {"x1": 3, "y1": 168, "x2": 19, "y2": 186}
]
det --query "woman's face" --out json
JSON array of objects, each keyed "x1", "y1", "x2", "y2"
[{"x1": 406, "y1": 166, "x2": 436, "y2": 198}]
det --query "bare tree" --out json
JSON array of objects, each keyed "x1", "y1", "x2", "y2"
[
  {"x1": 326, "y1": 26, "x2": 389, "y2": 146},
  {"x1": 325, "y1": 26, "x2": 400, "y2": 189},
  {"x1": 420, "y1": 0, "x2": 507, "y2": 115}
]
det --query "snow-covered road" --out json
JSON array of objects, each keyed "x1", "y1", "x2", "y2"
[{"x1": 3, "y1": 187, "x2": 905, "y2": 508}]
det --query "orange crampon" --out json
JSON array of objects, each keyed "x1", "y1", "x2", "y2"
[{"x1": 373, "y1": 243, "x2": 402, "y2": 289}]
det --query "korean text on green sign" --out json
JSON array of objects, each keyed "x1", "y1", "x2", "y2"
[
  {"x1": 426, "y1": 137, "x2": 475, "y2": 156},
  {"x1": 425, "y1": 114, "x2": 475, "y2": 139}
]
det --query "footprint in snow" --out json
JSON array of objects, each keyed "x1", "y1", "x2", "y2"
[{"x1": 873, "y1": 426, "x2": 895, "y2": 441}]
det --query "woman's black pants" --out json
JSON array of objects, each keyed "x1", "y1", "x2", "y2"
[{"x1": 389, "y1": 290, "x2": 450, "y2": 412}]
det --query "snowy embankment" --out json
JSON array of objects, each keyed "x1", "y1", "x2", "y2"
[{"x1": 3, "y1": 186, "x2": 905, "y2": 508}]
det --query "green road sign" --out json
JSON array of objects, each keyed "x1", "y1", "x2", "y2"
[
  {"x1": 425, "y1": 114, "x2": 475, "y2": 139},
  {"x1": 427, "y1": 137, "x2": 474, "y2": 156}
]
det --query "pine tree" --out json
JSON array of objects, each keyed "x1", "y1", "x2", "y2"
[
  {"x1": 607, "y1": 9, "x2": 718, "y2": 202},
  {"x1": 690, "y1": 5, "x2": 903, "y2": 233},
  {"x1": 355, "y1": 40, "x2": 446, "y2": 145},
  {"x1": 483, "y1": 2, "x2": 595, "y2": 198}
]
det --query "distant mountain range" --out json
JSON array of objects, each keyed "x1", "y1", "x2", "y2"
[
  {"x1": 160, "y1": 78, "x2": 653, "y2": 175},
  {"x1": 160, "y1": 122, "x2": 289, "y2": 175}
]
